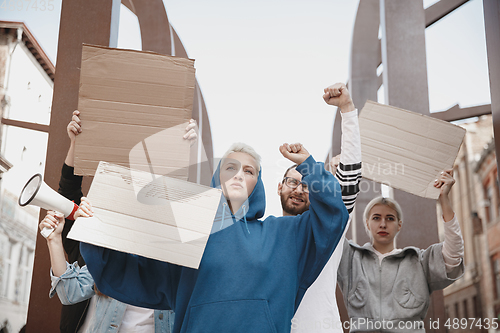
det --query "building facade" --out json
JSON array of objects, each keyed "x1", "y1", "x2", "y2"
[
  {"x1": 443, "y1": 115, "x2": 499, "y2": 332},
  {"x1": 0, "y1": 21, "x2": 54, "y2": 333}
]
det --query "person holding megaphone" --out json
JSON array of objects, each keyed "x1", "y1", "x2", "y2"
[
  {"x1": 40, "y1": 199, "x2": 177, "y2": 333},
  {"x1": 37, "y1": 111, "x2": 196, "y2": 333}
]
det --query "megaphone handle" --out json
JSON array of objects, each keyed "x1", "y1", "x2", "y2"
[
  {"x1": 39, "y1": 203, "x2": 78, "y2": 239},
  {"x1": 40, "y1": 227, "x2": 54, "y2": 238}
]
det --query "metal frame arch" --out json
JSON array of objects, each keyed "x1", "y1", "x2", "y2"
[{"x1": 121, "y1": 0, "x2": 214, "y2": 184}]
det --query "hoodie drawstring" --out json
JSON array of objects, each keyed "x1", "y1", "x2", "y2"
[
  {"x1": 220, "y1": 203, "x2": 227, "y2": 230},
  {"x1": 220, "y1": 203, "x2": 249, "y2": 234},
  {"x1": 242, "y1": 205, "x2": 250, "y2": 234}
]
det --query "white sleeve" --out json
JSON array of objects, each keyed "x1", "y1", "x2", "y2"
[
  {"x1": 335, "y1": 109, "x2": 362, "y2": 214},
  {"x1": 441, "y1": 215, "x2": 464, "y2": 273}
]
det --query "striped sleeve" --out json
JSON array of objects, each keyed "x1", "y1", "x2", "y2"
[{"x1": 335, "y1": 109, "x2": 362, "y2": 214}]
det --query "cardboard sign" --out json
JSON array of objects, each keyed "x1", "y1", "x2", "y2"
[
  {"x1": 359, "y1": 100, "x2": 466, "y2": 199},
  {"x1": 68, "y1": 162, "x2": 222, "y2": 269},
  {"x1": 74, "y1": 44, "x2": 196, "y2": 178}
]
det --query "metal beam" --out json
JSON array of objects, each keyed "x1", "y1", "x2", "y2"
[
  {"x1": 121, "y1": 0, "x2": 214, "y2": 185},
  {"x1": 430, "y1": 103, "x2": 492, "y2": 122},
  {"x1": 1, "y1": 118, "x2": 49, "y2": 133},
  {"x1": 122, "y1": 0, "x2": 172, "y2": 55},
  {"x1": 425, "y1": 0, "x2": 470, "y2": 28},
  {"x1": 483, "y1": 0, "x2": 500, "y2": 182},
  {"x1": 380, "y1": 1, "x2": 445, "y2": 331},
  {"x1": 26, "y1": 1, "x2": 116, "y2": 331},
  {"x1": 333, "y1": 2, "x2": 381, "y2": 328},
  {"x1": 375, "y1": 0, "x2": 471, "y2": 68},
  {"x1": 347, "y1": 0, "x2": 382, "y2": 247},
  {"x1": 483, "y1": 2, "x2": 500, "y2": 322}
]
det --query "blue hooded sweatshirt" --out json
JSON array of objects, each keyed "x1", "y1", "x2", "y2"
[{"x1": 81, "y1": 155, "x2": 348, "y2": 333}]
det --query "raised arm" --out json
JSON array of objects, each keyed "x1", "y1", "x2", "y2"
[
  {"x1": 58, "y1": 110, "x2": 85, "y2": 265},
  {"x1": 435, "y1": 169, "x2": 464, "y2": 274},
  {"x1": 40, "y1": 211, "x2": 68, "y2": 277},
  {"x1": 413, "y1": 169, "x2": 464, "y2": 293},
  {"x1": 324, "y1": 83, "x2": 362, "y2": 214},
  {"x1": 65, "y1": 110, "x2": 82, "y2": 167},
  {"x1": 280, "y1": 144, "x2": 349, "y2": 302},
  {"x1": 40, "y1": 198, "x2": 93, "y2": 276},
  {"x1": 435, "y1": 169, "x2": 455, "y2": 222},
  {"x1": 58, "y1": 110, "x2": 83, "y2": 205},
  {"x1": 41, "y1": 205, "x2": 95, "y2": 305}
]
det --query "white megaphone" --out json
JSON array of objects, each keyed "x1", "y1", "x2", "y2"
[{"x1": 19, "y1": 174, "x2": 79, "y2": 238}]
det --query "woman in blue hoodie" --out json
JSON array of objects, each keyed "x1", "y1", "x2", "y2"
[{"x1": 79, "y1": 141, "x2": 349, "y2": 333}]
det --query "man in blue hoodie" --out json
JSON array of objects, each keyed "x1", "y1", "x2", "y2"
[
  {"x1": 79, "y1": 139, "x2": 349, "y2": 333},
  {"x1": 282, "y1": 83, "x2": 362, "y2": 333},
  {"x1": 278, "y1": 83, "x2": 361, "y2": 218}
]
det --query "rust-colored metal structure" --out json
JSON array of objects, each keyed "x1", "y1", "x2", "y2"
[
  {"x1": 26, "y1": 2, "x2": 117, "y2": 331},
  {"x1": 25, "y1": 1, "x2": 213, "y2": 331}
]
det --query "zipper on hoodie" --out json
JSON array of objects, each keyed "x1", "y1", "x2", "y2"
[{"x1": 379, "y1": 256, "x2": 384, "y2": 323}]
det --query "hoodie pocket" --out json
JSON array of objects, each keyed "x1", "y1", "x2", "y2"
[
  {"x1": 393, "y1": 278, "x2": 425, "y2": 309},
  {"x1": 348, "y1": 278, "x2": 368, "y2": 309},
  {"x1": 186, "y1": 299, "x2": 278, "y2": 333}
]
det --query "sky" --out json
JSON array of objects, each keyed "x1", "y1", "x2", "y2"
[{"x1": 1, "y1": 0, "x2": 492, "y2": 217}]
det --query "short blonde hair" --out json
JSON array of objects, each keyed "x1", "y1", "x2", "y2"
[
  {"x1": 363, "y1": 196, "x2": 403, "y2": 242},
  {"x1": 222, "y1": 142, "x2": 261, "y2": 172}
]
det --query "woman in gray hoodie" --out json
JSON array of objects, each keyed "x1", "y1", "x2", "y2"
[{"x1": 337, "y1": 169, "x2": 464, "y2": 332}]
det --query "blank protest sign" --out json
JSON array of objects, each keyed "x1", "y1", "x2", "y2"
[
  {"x1": 74, "y1": 44, "x2": 196, "y2": 178},
  {"x1": 359, "y1": 100, "x2": 466, "y2": 199},
  {"x1": 68, "y1": 162, "x2": 221, "y2": 269}
]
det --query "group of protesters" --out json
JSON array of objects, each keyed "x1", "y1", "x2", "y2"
[{"x1": 40, "y1": 82, "x2": 463, "y2": 333}]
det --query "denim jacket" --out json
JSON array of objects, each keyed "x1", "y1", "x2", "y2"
[{"x1": 50, "y1": 261, "x2": 174, "y2": 333}]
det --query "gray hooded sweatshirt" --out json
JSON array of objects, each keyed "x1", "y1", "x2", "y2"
[{"x1": 337, "y1": 240, "x2": 464, "y2": 332}]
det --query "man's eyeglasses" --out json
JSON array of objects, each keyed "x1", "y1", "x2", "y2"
[{"x1": 282, "y1": 177, "x2": 309, "y2": 193}]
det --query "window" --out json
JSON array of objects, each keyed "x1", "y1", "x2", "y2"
[
  {"x1": 484, "y1": 179, "x2": 494, "y2": 223},
  {"x1": 496, "y1": 175, "x2": 500, "y2": 219},
  {"x1": 494, "y1": 258, "x2": 500, "y2": 300},
  {"x1": 463, "y1": 299, "x2": 468, "y2": 318},
  {"x1": 472, "y1": 295, "x2": 480, "y2": 318},
  {"x1": 489, "y1": 185, "x2": 496, "y2": 222},
  {"x1": 1, "y1": 241, "x2": 13, "y2": 298}
]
